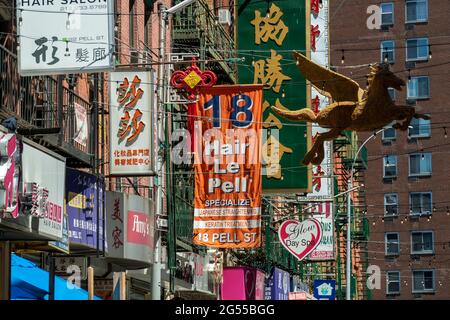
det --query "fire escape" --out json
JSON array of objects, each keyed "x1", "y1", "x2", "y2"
[
  {"x1": 333, "y1": 131, "x2": 370, "y2": 300},
  {"x1": 172, "y1": 0, "x2": 236, "y2": 83},
  {"x1": 0, "y1": 33, "x2": 93, "y2": 169}
]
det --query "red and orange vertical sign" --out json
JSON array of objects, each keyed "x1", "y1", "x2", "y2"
[{"x1": 193, "y1": 85, "x2": 263, "y2": 248}]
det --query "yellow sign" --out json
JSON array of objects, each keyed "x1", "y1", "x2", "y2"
[{"x1": 68, "y1": 192, "x2": 86, "y2": 209}]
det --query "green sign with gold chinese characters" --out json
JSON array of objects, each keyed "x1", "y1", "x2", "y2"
[{"x1": 237, "y1": 0, "x2": 312, "y2": 193}]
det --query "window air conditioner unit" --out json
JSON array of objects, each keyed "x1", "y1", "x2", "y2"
[
  {"x1": 141, "y1": 51, "x2": 153, "y2": 65},
  {"x1": 130, "y1": 50, "x2": 140, "y2": 64},
  {"x1": 218, "y1": 9, "x2": 231, "y2": 26}
]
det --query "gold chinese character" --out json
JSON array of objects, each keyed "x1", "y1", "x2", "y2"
[
  {"x1": 254, "y1": 50, "x2": 291, "y2": 93},
  {"x1": 263, "y1": 99, "x2": 288, "y2": 129},
  {"x1": 251, "y1": 3, "x2": 289, "y2": 46},
  {"x1": 262, "y1": 134, "x2": 292, "y2": 179}
]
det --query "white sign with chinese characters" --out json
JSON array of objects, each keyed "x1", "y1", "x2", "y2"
[
  {"x1": 304, "y1": 202, "x2": 335, "y2": 260},
  {"x1": 22, "y1": 140, "x2": 66, "y2": 240},
  {"x1": 17, "y1": 0, "x2": 114, "y2": 76},
  {"x1": 307, "y1": 0, "x2": 333, "y2": 201},
  {"x1": 109, "y1": 71, "x2": 153, "y2": 176}
]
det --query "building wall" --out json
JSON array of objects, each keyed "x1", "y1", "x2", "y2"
[{"x1": 330, "y1": 0, "x2": 450, "y2": 300}]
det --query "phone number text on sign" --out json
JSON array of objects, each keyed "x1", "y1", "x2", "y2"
[{"x1": 193, "y1": 85, "x2": 263, "y2": 248}]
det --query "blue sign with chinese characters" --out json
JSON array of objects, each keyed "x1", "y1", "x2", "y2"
[
  {"x1": 313, "y1": 280, "x2": 336, "y2": 300},
  {"x1": 265, "y1": 267, "x2": 290, "y2": 300},
  {"x1": 66, "y1": 168, "x2": 105, "y2": 250}
]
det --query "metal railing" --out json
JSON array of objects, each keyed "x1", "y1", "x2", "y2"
[{"x1": 0, "y1": 43, "x2": 91, "y2": 155}]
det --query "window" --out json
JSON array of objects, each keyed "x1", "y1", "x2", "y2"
[
  {"x1": 386, "y1": 271, "x2": 400, "y2": 294},
  {"x1": 129, "y1": 0, "x2": 136, "y2": 48},
  {"x1": 116, "y1": 177, "x2": 122, "y2": 192},
  {"x1": 406, "y1": 0, "x2": 428, "y2": 23},
  {"x1": 384, "y1": 193, "x2": 398, "y2": 216},
  {"x1": 409, "y1": 116, "x2": 431, "y2": 138},
  {"x1": 388, "y1": 88, "x2": 396, "y2": 101},
  {"x1": 406, "y1": 38, "x2": 429, "y2": 61},
  {"x1": 381, "y1": 40, "x2": 395, "y2": 63},
  {"x1": 411, "y1": 231, "x2": 434, "y2": 254},
  {"x1": 383, "y1": 123, "x2": 396, "y2": 141},
  {"x1": 407, "y1": 76, "x2": 430, "y2": 99},
  {"x1": 144, "y1": 8, "x2": 151, "y2": 48},
  {"x1": 410, "y1": 192, "x2": 432, "y2": 215},
  {"x1": 383, "y1": 155, "x2": 397, "y2": 178},
  {"x1": 409, "y1": 153, "x2": 432, "y2": 176},
  {"x1": 412, "y1": 270, "x2": 435, "y2": 293},
  {"x1": 385, "y1": 233, "x2": 400, "y2": 255},
  {"x1": 381, "y1": 3, "x2": 394, "y2": 25}
]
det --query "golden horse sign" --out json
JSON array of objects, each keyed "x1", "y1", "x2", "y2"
[{"x1": 272, "y1": 52, "x2": 430, "y2": 165}]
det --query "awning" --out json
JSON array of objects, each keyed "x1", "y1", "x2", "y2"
[{"x1": 11, "y1": 254, "x2": 101, "y2": 300}]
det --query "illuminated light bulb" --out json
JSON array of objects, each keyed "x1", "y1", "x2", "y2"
[
  {"x1": 281, "y1": 89, "x2": 286, "y2": 98},
  {"x1": 296, "y1": 59, "x2": 300, "y2": 65},
  {"x1": 428, "y1": 45, "x2": 432, "y2": 59},
  {"x1": 444, "y1": 127, "x2": 448, "y2": 138},
  {"x1": 341, "y1": 50, "x2": 345, "y2": 64}
]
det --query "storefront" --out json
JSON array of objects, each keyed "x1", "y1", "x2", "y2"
[
  {"x1": 162, "y1": 251, "x2": 216, "y2": 300},
  {"x1": 0, "y1": 135, "x2": 67, "y2": 299}
]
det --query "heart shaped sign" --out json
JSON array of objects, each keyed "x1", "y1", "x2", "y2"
[{"x1": 278, "y1": 218, "x2": 322, "y2": 261}]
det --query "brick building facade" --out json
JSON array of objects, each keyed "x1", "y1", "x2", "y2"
[{"x1": 330, "y1": 0, "x2": 450, "y2": 299}]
